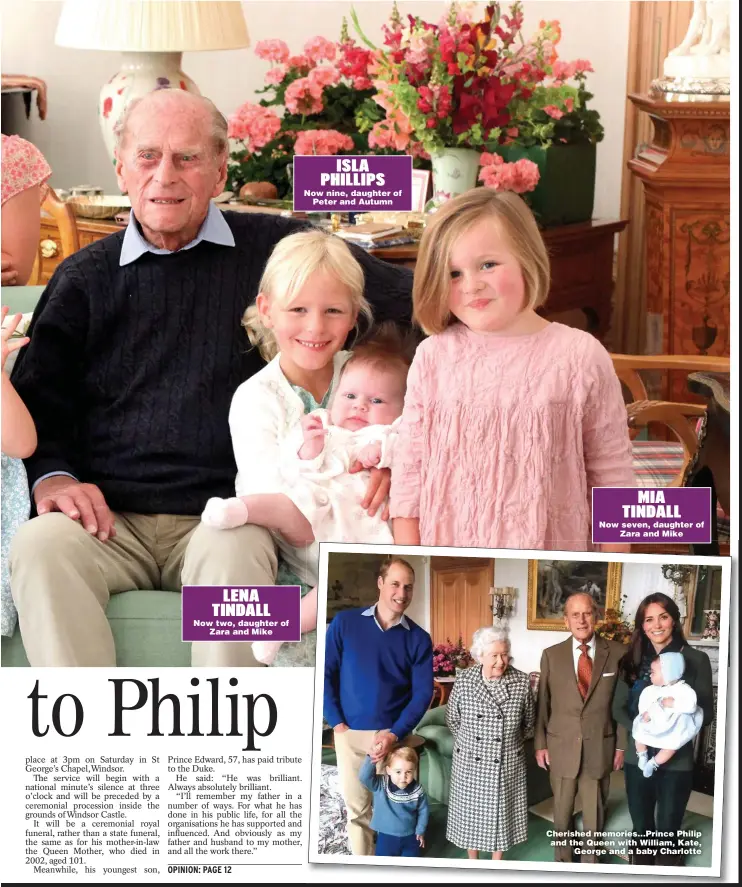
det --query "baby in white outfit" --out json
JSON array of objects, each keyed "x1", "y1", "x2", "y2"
[
  {"x1": 202, "y1": 336, "x2": 409, "y2": 663},
  {"x1": 633, "y1": 651, "x2": 704, "y2": 777}
]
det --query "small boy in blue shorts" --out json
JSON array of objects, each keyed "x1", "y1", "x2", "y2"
[{"x1": 358, "y1": 746, "x2": 429, "y2": 857}]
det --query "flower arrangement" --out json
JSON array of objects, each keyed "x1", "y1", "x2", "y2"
[
  {"x1": 227, "y1": 28, "x2": 396, "y2": 198},
  {"x1": 433, "y1": 637, "x2": 473, "y2": 676},
  {"x1": 595, "y1": 595, "x2": 634, "y2": 645},
  {"x1": 352, "y1": 2, "x2": 603, "y2": 162}
]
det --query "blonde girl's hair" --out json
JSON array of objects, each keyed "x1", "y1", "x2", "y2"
[
  {"x1": 413, "y1": 188, "x2": 551, "y2": 335},
  {"x1": 385, "y1": 746, "x2": 419, "y2": 769},
  {"x1": 242, "y1": 229, "x2": 373, "y2": 361}
]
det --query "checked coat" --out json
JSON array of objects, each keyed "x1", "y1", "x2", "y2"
[{"x1": 445, "y1": 665, "x2": 535, "y2": 852}]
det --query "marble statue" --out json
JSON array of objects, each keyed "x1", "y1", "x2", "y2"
[{"x1": 663, "y1": 0, "x2": 730, "y2": 88}]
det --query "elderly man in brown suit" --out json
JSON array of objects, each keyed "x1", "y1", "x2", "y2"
[{"x1": 535, "y1": 592, "x2": 626, "y2": 864}]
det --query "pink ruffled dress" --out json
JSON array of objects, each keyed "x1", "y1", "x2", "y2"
[
  {"x1": 1, "y1": 133, "x2": 51, "y2": 206},
  {"x1": 390, "y1": 322, "x2": 635, "y2": 551}
]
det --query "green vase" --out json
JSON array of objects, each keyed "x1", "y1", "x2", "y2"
[
  {"x1": 430, "y1": 147, "x2": 480, "y2": 205},
  {"x1": 495, "y1": 142, "x2": 597, "y2": 227}
]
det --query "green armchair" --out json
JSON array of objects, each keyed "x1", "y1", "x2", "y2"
[{"x1": 413, "y1": 699, "x2": 553, "y2": 808}]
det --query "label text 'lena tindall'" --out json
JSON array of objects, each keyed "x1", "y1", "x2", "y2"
[{"x1": 26, "y1": 678, "x2": 278, "y2": 751}]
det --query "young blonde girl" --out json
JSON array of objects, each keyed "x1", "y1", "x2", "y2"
[
  {"x1": 391, "y1": 188, "x2": 635, "y2": 551},
  {"x1": 203, "y1": 230, "x2": 387, "y2": 665},
  {"x1": 2, "y1": 306, "x2": 37, "y2": 636}
]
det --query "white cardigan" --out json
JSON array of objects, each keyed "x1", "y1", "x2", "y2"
[{"x1": 229, "y1": 350, "x2": 352, "y2": 499}]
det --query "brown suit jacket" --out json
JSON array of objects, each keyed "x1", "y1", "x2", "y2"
[{"x1": 534, "y1": 635, "x2": 628, "y2": 780}]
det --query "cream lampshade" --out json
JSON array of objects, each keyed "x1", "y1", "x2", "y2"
[{"x1": 55, "y1": 0, "x2": 250, "y2": 161}]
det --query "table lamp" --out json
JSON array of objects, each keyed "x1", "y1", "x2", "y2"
[{"x1": 55, "y1": 0, "x2": 250, "y2": 162}]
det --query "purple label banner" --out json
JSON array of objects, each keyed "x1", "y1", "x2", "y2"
[
  {"x1": 592, "y1": 487, "x2": 712, "y2": 544},
  {"x1": 182, "y1": 585, "x2": 301, "y2": 642},
  {"x1": 293, "y1": 155, "x2": 412, "y2": 212}
]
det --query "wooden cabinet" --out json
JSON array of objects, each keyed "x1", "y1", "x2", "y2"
[
  {"x1": 628, "y1": 93, "x2": 730, "y2": 403},
  {"x1": 430, "y1": 557, "x2": 494, "y2": 649}
]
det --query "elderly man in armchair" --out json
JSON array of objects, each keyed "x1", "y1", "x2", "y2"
[{"x1": 9, "y1": 88, "x2": 412, "y2": 667}]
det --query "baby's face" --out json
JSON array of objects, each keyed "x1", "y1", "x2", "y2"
[
  {"x1": 386, "y1": 758, "x2": 416, "y2": 790},
  {"x1": 330, "y1": 362, "x2": 405, "y2": 431},
  {"x1": 650, "y1": 659, "x2": 665, "y2": 686}
]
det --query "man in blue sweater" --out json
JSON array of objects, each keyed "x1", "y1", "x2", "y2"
[
  {"x1": 9, "y1": 89, "x2": 413, "y2": 667},
  {"x1": 324, "y1": 556, "x2": 433, "y2": 855}
]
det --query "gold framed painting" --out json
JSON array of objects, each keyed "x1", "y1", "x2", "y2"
[{"x1": 527, "y1": 560, "x2": 623, "y2": 631}]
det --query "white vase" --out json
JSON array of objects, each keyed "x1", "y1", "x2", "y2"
[
  {"x1": 430, "y1": 147, "x2": 481, "y2": 205},
  {"x1": 99, "y1": 52, "x2": 200, "y2": 165}
]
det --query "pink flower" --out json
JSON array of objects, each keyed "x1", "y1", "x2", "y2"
[
  {"x1": 573, "y1": 58, "x2": 594, "y2": 74},
  {"x1": 304, "y1": 35, "x2": 337, "y2": 64},
  {"x1": 564, "y1": 97, "x2": 574, "y2": 112},
  {"x1": 284, "y1": 77, "x2": 324, "y2": 115},
  {"x1": 406, "y1": 140, "x2": 430, "y2": 160},
  {"x1": 293, "y1": 129, "x2": 353, "y2": 155},
  {"x1": 308, "y1": 65, "x2": 341, "y2": 90},
  {"x1": 255, "y1": 39, "x2": 290, "y2": 63},
  {"x1": 265, "y1": 64, "x2": 288, "y2": 86},
  {"x1": 405, "y1": 29, "x2": 435, "y2": 66},
  {"x1": 551, "y1": 59, "x2": 576, "y2": 82},
  {"x1": 368, "y1": 108, "x2": 413, "y2": 151},
  {"x1": 479, "y1": 157, "x2": 540, "y2": 194},
  {"x1": 543, "y1": 104, "x2": 564, "y2": 119},
  {"x1": 227, "y1": 102, "x2": 282, "y2": 152},
  {"x1": 287, "y1": 54, "x2": 311, "y2": 70}
]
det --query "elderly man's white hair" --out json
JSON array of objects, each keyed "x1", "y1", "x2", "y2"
[
  {"x1": 115, "y1": 89, "x2": 229, "y2": 157},
  {"x1": 471, "y1": 626, "x2": 511, "y2": 663}
]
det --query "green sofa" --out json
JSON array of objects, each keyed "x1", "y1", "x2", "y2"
[
  {"x1": 413, "y1": 701, "x2": 553, "y2": 807},
  {"x1": 1, "y1": 287, "x2": 192, "y2": 666}
]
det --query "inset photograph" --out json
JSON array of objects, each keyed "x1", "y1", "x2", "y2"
[{"x1": 310, "y1": 545, "x2": 730, "y2": 875}]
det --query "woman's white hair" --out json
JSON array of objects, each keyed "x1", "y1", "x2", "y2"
[{"x1": 471, "y1": 626, "x2": 511, "y2": 663}]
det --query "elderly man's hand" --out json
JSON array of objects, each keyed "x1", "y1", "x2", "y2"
[
  {"x1": 535, "y1": 748, "x2": 550, "y2": 770},
  {"x1": 333, "y1": 723, "x2": 349, "y2": 735},
  {"x1": 350, "y1": 465, "x2": 390, "y2": 520},
  {"x1": 613, "y1": 749, "x2": 625, "y2": 771},
  {"x1": 34, "y1": 475, "x2": 116, "y2": 542},
  {"x1": 369, "y1": 729, "x2": 398, "y2": 763}
]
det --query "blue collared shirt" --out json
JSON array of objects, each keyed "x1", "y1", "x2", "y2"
[
  {"x1": 33, "y1": 201, "x2": 235, "y2": 492},
  {"x1": 361, "y1": 604, "x2": 410, "y2": 632},
  {"x1": 119, "y1": 200, "x2": 235, "y2": 265}
]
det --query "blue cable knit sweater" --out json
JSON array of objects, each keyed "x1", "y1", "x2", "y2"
[{"x1": 359, "y1": 756, "x2": 429, "y2": 837}]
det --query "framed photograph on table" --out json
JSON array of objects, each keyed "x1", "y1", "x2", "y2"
[
  {"x1": 527, "y1": 560, "x2": 622, "y2": 630},
  {"x1": 411, "y1": 169, "x2": 431, "y2": 212}
]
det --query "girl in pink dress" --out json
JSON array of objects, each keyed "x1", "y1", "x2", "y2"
[{"x1": 391, "y1": 188, "x2": 634, "y2": 551}]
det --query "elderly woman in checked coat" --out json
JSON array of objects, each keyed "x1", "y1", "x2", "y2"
[{"x1": 445, "y1": 626, "x2": 535, "y2": 859}]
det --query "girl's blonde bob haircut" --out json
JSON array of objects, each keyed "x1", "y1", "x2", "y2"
[
  {"x1": 242, "y1": 229, "x2": 372, "y2": 361},
  {"x1": 413, "y1": 188, "x2": 551, "y2": 335}
]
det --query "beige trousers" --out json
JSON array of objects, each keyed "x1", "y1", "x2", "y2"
[
  {"x1": 550, "y1": 771, "x2": 611, "y2": 864},
  {"x1": 334, "y1": 728, "x2": 378, "y2": 856},
  {"x1": 9, "y1": 511, "x2": 278, "y2": 667}
]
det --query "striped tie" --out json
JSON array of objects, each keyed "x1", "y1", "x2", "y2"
[{"x1": 577, "y1": 643, "x2": 592, "y2": 699}]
